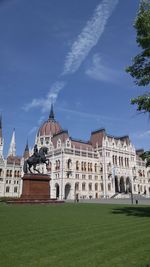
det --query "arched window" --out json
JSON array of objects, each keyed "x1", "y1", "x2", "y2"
[
  {"x1": 0, "y1": 168, "x2": 2, "y2": 176},
  {"x1": 88, "y1": 162, "x2": 90, "y2": 171},
  {"x1": 66, "y1": 139, "x2": 71, "y2": 148},
  {"x1": 89, "y1": 183, "x2": 92, "y2": 191},
  {"x1": 47, "y1": 161, "x2": 52, "y2": 172},
  {"x1": 6, "y1": 170, "x2": 9, "y2": 177},
  {"x1": 57, "y1": 160, "x2": 60, "y2": 170},
  {"x1": 100, "y1": 183, "x2": 103, "y2": 191},
  {"x1": 6, "y1": 186, "x2": 10, "y2": 193},
  {"x1": 90, "y1": 163, "x2": 92, "y2": 172},
  {"x1": 108, "y1": 183, "x2": 111, "y2": 191},
  {"x1": 14, "y1": 170, "x2": 17, "y2": 177},
  {"x1": 67, "y1": 159, "x2": 72, "y2": 169},
  {"x1": 81, "y1": 162, "x2": 84, "y2": 171},
  {"x1": 14, "y1": 187, "x2": 18, "y2": 193},
  {"x1": 94, "y1": 163, "x2": 97, "y2": 173},
  {"x1": 100, "y1": 164, "x2": 103, "y2": 172},
  {"x1": 119, "y1": 157, "x2": 121, "y2": 166},
  {"x1": 95, "y1": 183, "x2": 98, "y2": 191},
  {"x1": 57, "y1": 139, "x2": 61, "y2": 148},
  {"x1": 127, "y1": 158, "x2": 129, "y2": 167},
  {"x1": 17, "y1": 171, "x2": 20, "y2": 177},
  {"x1": 45, "y1": 137, "x2": 49, "y2": 145},
  {"x1": 82, "y1": 183, "x2": 86, "y2": 191},
  {"x1": 84, "y1": 162, "x2": 86, "y2": 171},
  {"x1": 112, "y1": 155, "x2": 115, "y2": 165},
  {"x1": 10, "y1": 170, "x2": 12, "y2": 177},
  {"x1": 75, "y1": 182, "x2": 79, "y2": 191},
  {"x1": 76, "y1": 161, "x2": 79, "y2": 171}
]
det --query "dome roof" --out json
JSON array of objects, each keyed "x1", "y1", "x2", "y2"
[
  {"x1": 37, "y1": 105, "x2": 62, "y2": 137},
  {"x1": 38, "y1": 119, "x2": 61, "y2": 137}
]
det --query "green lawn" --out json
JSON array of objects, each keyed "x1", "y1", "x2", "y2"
[{"x1": 0, "y1": 203, "x2": 150, "y2": 267}]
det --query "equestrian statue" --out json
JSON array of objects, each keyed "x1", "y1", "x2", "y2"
[{"x1": 23, "y1": 144, "x2": 49, "y2": 174}]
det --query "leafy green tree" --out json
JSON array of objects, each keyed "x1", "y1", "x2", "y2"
[
  {"x1": 126, "y1": 0, "x2": 150, "y2": 87},
  {"x1": 126, "y1": 0, "x2": 150, "y2": 166},
  {"x1": 131, "y1": 92, "x2": 150, "y2": 113}
]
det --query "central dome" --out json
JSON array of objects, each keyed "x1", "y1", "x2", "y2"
[{"x1": 37, "y1": 105, "x2": 62, "y2": 137}]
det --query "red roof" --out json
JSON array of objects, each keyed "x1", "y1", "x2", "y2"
[
  {"x1": 7, "y1": 156, "x2": 21, "y2": 165},
  {"x1": 38, "y1": 119, "x2": 62, "y2": 137}
]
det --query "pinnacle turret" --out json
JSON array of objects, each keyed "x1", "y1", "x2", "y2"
[
  {"x1": 23, "y1": 139, "x2": 29, "y2": 159},
  {"x1": 0, "y1": 115, "x2": 2, "y2": 141},
  {"x1": 0, "y1": 115, "x2": 4, "y2": 157},
  {"x1": 49, "y1": 103, "x2": 55, "y2": 121},
  {"x1": 8, "y1": 128, "x2": 16, "y2": 157}
]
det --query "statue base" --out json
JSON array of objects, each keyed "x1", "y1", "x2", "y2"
[{"x1": 21, "y1": 174, "x2": 51, "y2": 200}]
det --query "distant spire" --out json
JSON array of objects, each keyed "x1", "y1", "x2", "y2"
[
  {"x1": 25, "y1": 139, "x2": 29, "y2": 151},
  {"x1": 8, "y1": 128, "x2": 16, "y2": 157},
  {"x1": 0, "y1": 115, "x2": 2, "y2": 140},
  {"x1": 0, "y1": 115, "x2": 3, "y2": 157},
  {"x1": 49, "y1": 103, "x2": 55, "y2": 120},
  {"x1": 23, "y1": 139, "x2": 29, "y2": 159}
]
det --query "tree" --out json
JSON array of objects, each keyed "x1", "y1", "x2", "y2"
[
  {"x1": 126, "y1": 0, "x2": 150, "y2": 166},
  {"x1": 126, "y1": 0, "x2": 150, "y2": 113},
  {"x1": 126, "y1": 0, "x2": 150, "y2": 87}
]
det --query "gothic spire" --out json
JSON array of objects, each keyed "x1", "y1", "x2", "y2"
[
  {"x1": 0, "y1": 115, "x2": 2, "y2": 141},
  {"x1": 49, "y1": 103, "x2": 55, "y2": 121},
  {"x1": 23, "y1": 139, "x2": 29, "y2": 159},
  {"x1": 8, "y1": 128, "x2": 16, "y2": 157},
  {"x1": 0, "y1": 115, "x2": 4, "y2": 157}
]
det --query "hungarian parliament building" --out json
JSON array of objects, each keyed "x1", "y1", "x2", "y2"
[{"x1": 0, "y1": 106, "x2": 150, "y2": 200}]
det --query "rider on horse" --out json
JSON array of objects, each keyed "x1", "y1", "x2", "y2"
[{"x1": 23, "y1": 145, "x2": 49, "y2": 174}]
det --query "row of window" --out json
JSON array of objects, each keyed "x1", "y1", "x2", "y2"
[
  {"x1": 54, "y1": 173, "x2": 100, "y2": 180},
  {"x1": 74, "y1": 182, "x2": 111, "y2": 192},
  {"x1": 75, "y1": 174, "x2": 99, "y2": 180},
  {"x1": 48, "y1": 160, "x2": 100, "y2": 173},
  {"x1": 112, "y1": 156, "x2": 129, "y2": 167},
  {"x1": 76, "y1": 161, "x2": 99, "y2": 172},
  {"x1": 5, "y1": 186, "x2": 18, "y2": 193},
  {"x1": 6, "y1": 180, "x2": 19, "y2": 184},
  {"x1": 6, "y1": 170, "x2": 21, "y2": 177}
]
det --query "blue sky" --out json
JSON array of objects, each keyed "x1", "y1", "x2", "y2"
[{"x1": 0, "y1": 0, "x2": 149, "y2": 156}]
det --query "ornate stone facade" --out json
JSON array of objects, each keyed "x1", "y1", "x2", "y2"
[{"x1": 0, "y1": 109, "x2": 149, "y2": 200}]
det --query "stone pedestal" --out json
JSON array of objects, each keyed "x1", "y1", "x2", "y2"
[{"x1": 21, "y1": 174, "x2": 51, "y2": 200}]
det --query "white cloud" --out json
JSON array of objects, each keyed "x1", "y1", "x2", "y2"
[
  {"x1": 63, "y1": 0, "x2": 118, "y2": 75},
  {"x1": 85, "y1": 54, "x2": 123, "y2": 83},
  {"x1": 131, "y1": 130, "x2": 150, "y2": 139},
  {"x1": 38, "y1": 115, "x2": 45, "y2": 125},
  {"x1": 28, "y1": 126, "x2": 38, "y2": 135},
  {"x1": 139, "y1": 130, "x2": 150, "y2": 138},
  {"x1": 24, "y1": 0, "x2": 118, "y2": 113},
  {"x1": 58, "y1": 107, "x2": 125, "y2": 123},
  {"x1": 24, "y1": 81, "x2": 66, "y2": 112}
]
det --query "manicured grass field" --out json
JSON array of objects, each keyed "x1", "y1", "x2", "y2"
[{"x1": 0, "y1": 203, "x2": 150, "y2": 267}]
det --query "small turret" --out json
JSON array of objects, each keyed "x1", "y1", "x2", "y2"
[
  {"x1": 23, "y1": 139, "x2": 30, "y2": 159},
  {"x1": 0, "y1": 115, "x2": 4, "y2": 158},
  {"x1": 49, "y1": 103, "x2": 55, "y2": 121},
  {"x1": 8, "y1": 128, "x2": 16, "y2": 157}
]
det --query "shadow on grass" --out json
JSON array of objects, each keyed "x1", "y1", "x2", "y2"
[{"x1": 112, "y1": 206, "x2": 150, "y2": 217}]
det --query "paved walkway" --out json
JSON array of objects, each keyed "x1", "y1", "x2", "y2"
[{"x1": 67, "y1": 198, "x2": 150, "y2": 205}]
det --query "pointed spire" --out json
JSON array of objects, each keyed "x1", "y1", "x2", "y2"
[
  {"x1": 8, "y1": 128, "x2": 16, "y2": 157},
  {"x1": 23, "y1": 139, "x2": 29, "y2": 159},
  {"x1": 49, "y1": 103, "x2": 55, "y2": 121},
  {"x1": 0, "y1": 114, "x2": 2, "y2": 140},
  {"x1": 0, "y1": 114, "x2": 4, "y2": 157}
]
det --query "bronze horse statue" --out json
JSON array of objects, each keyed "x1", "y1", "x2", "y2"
[{"x1": 23, "y1": 146, "x2": 49, "y2": 174}]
